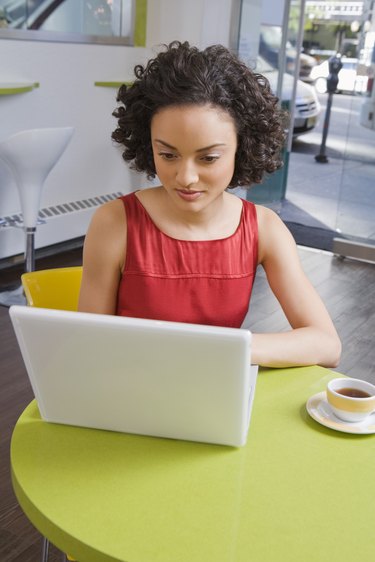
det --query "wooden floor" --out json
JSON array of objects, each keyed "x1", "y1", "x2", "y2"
[{"x1": 0, "y1": 245, "x2": 374, "y2": 561}]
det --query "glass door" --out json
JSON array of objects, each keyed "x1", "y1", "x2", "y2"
[
  {"x1": 276, "y1": 1, "x2": 375, "y2": 260},
  {"x1": 333, "y1": 86, "x2": 375, "y2": 260},
  {"x1": 237, "y1": 0, "x2": 307, "y2": 212}
]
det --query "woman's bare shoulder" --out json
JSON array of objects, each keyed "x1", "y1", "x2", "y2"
[
  {"x1": 255, "y1": 204, "x2": 288, "y2": 241},
  {"x1": 81, "y1": 196, "x2": 129, "y2": 284},
  {"x1": 255, "y1": 204, "x2": 297, "y2": 263},
  {"x1": 91, "y1": 198, "x2": 126, "y2": 226},
  {"x1": 84, "y1": 198, "x2": 127, "y2": 261},
  {"x1": 254, "y1": 203, "x2": 280, "y2": 224}
]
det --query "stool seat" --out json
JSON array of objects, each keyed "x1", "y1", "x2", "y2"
[
  {"x1": 0, "y1": 127, "x2": 74, "y2": 228},
  {"x1": 0, "y1": 127, "x2": 74, "y2": 306}
]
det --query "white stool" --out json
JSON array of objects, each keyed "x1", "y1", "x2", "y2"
[{"x1": 0, "y1": 127, "x2": 74, "y2": 306}]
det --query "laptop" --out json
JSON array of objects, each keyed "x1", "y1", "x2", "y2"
[{"x1": 9, "y1": 305, "x2": 258, "y2": 447}]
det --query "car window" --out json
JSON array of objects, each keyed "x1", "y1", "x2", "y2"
[{"x1": 343, "y1": 62, "x2": 357, "y2": 70}]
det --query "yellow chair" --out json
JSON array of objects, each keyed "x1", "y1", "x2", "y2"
[
  {"x1": 21, "y1": 266, "x2": 82, "y2": 311},
  {"x1": 21, "y1": 266, "x2": 82, "y2": 560}
]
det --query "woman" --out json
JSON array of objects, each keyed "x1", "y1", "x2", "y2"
[{"x1": 79, "y1": 41, "x2": 341, "y2": 368}]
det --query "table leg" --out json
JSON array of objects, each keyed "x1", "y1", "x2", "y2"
[{"x1": 41, "y1": 537, "x2": 49, "y2": 562}]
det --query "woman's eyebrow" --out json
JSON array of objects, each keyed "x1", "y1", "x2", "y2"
[
  {"x1": 154, "y1": 139, "x2": 227, "y2": 152},
  {"x1": 196, "y1": 143, "x2": 227, "y2": 153},
  {"x1": 154, "y1": 139, "x2": 177, "y2": 150}
]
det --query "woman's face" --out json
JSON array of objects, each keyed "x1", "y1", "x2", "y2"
[{"x1": 151, "y1": 104, "x2": 237, "y2": 213}]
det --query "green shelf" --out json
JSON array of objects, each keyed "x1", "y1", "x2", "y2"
[
  {"x1": 0, "y1": 82, "x2": 39, "y2": 95},
  {"x1": 94, "y1": 81, "x2": 132, "y2": 88}
]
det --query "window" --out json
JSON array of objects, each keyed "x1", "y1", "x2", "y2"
[{"x1": 0, "y1": 0, "x2": 141, "y2": 45}]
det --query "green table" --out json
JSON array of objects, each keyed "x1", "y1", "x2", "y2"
[{"x1": 11, "y1": 366, "x2": 375, "y2": 562}]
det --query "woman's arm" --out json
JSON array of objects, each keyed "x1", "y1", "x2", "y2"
[
  {"x1": 78, "y1": 199, "x2": 127, "y2": 315},
  {"x1": 252, "y1": 206, "x2": 342, "y2": 368}
]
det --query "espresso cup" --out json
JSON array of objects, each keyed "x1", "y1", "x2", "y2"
[{"x1": 326, "y1": 378, "x2": 375, "y2": 422}]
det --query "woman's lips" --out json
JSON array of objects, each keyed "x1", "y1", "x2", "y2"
[{"x1": 176, "y1": 189, "x2": 202, "y2": 201}]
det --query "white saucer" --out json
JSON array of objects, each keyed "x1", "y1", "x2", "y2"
[{"x1": 306, "y1": 391, "x2": 375, "y2": 434}]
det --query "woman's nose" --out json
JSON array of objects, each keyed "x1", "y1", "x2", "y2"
[{"x1": 175, "y1": 160, "x2": 199, "y2": 187}]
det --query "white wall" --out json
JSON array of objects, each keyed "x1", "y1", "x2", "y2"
[
  {"x1": 146, "y1": 0, "x2": 238, "y2": 49},
  {"x1": 0, "y1": 40, "x2": 153, "y2": 259}
]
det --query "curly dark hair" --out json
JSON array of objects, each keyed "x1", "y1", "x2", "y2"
[{"x1": 112, "y1": 41, "x2": 286, "y2": 188}]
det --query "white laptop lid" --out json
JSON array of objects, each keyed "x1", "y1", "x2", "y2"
[{"x1": 9, "y1": 306, "x2": 258, "y2": 447}]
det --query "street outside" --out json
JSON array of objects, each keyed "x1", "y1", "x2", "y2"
[
  {"x1": 292, "y1": 92, "x2": 375, "y2": 162},
  {"x1": 284, "y1": 91, "x2": 375, "y2": 241}
]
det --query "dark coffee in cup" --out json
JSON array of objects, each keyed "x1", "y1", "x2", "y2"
[{"x1": 337, "y1": 387, "x2": 371, "y2": 398}]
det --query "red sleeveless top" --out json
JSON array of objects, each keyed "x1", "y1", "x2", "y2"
[{"x1": 116, "y1": 192, "x2": 258, "y2": 328}]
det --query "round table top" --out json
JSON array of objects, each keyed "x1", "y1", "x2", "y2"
[{"x1": 11, "y1": 365, "x2": 375, "y2": 562}]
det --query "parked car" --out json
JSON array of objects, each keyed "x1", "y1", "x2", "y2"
[
  {"x1": 256, "y1": 57, "x2": 321, "y2": 137},
  {"x1": 310, "y1": 58, "x2": 368, "y2": 94},
  {"x1": 259, "y1": 25, "x2": 317, "y2": 83}
]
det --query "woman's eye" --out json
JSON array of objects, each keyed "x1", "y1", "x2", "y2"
[
  {"x1": 158, "y1": 152, "x2": 176, "y2": 160},
  {"x1": 201, "y1": 155, "x2": 220, "y2": 163}
]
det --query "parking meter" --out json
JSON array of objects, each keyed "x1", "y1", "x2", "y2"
[
  {"x1": 316, "y1": 54, "x2": 343, "y2": 162},
  {"x1": 327, "y1": 54, "x2": 343, "y2": 93}
]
